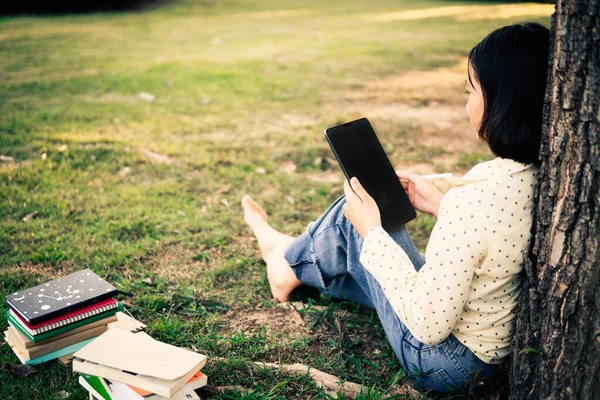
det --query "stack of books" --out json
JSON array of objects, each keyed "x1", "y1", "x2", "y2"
[
  {"x1": 4, "y1": 269, "x2": 122, "y2": 365},
  {"x1": 73, "y1": 329, "x2": 208, "y2": 400}
]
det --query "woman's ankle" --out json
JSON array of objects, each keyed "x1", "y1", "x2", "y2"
[{"x1": 266, "y1": 242, "x2": 302, "y2": 302}]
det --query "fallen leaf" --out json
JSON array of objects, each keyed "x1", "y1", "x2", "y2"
[
  {"x1": 140, "y1": 149, "x2": 173, "y2": 165},
  {"x1": 215, "y1": 185, "x2": 230, "y2": 195},
  {"x1": 22, "y1": 211, "x2": 38, "y2": 222},
  {"x1": 57, "y1": 145, "x2": 68, "y2": 152},
  {"x1": 138, "y1": 92, "x2": 156, "y2": 102},
  {"x1": 279, "y1": 161, "x2": 297, "y2": 173},
  {"x1": 118, "y1": 167, "x2": 131, "y2": 177},
  {"x1": 221, "y1": 199, "x2": 230, "y2": 208},
  {"x1": 142, "y1": 277, "x2": 153, "y2": 285},
  {"x1": 255, "y1": 167, "x2": 266, "y2": 174}
]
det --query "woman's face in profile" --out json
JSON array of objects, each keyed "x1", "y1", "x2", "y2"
[{"x1": 466, "y1": 63, "x2": 485, "y2": 140}]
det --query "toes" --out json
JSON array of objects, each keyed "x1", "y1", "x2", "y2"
[
  {"x1": 242, "y1": 195, "x2": 268, "y2": 220},
  {"x1": 242, "y1": 195, "x2": 260, "y2": 211},
  {"x1": 241, "y1": 194, "x2": 252, "y2": 208}
]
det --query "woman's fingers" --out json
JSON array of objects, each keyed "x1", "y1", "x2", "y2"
[
  {"x1": 343, "y1": 179, "x2": 359, "y2": 202},
  {"x1": 350, "y1": 177, "x2": 368, "y2": 203},
  {"x1": 343, "y1": 179, "x2": 352, "y2": 197},
  {"x1": 396, "y1": 170, "x2": 415, "y2": 184},
  {"x1": 396, "y1": 169, "x2": 421, "y2": 181},
  {"x1": 396, "y1": 170, "x2": 413, "y2": 192}
]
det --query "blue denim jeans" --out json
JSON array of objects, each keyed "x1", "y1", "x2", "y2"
[{"x1": 284, "y1": 195, "x2": 502, "y2": 395}]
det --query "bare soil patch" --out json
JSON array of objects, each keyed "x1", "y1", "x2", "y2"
[
  {"x1": 224, "y1": 305, "x2": 308, "y2": 338},
  {"x1": 145, "y1": 243, "x2": 216, "y2": 283},
  {"x1": 222, "y1": 302, "x2": 390, "y2": 371},
  {"x1": 1, "y1": 263, "x2": 67, "y2": 282}
]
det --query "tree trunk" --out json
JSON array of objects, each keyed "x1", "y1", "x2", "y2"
[{"x1": 509, "y1": 1, "x2": 600, "y2": 399}]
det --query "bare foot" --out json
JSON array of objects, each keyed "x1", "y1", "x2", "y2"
[
  {"x1": 241, "y1": 194, "x2": 302, "y2": 301},
  {"x1": 241, "y1": 195, "x2": 292, "y2": 262}
]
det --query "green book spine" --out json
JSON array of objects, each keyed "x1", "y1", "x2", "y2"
[
  {"x1": 80, "y1": 374, "x2": 113, "y2": 400},
  {"x1": 7, "y1": 303, "x2": 123, "y2": 343}
]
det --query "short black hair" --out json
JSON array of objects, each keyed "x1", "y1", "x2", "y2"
[{"x1": 468, "y1": 22, "x2": 550, "y2": 165}]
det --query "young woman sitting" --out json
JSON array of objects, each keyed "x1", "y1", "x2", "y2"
[{"x1": 241, "y1": 22, "x2": 550, "y2": 394}]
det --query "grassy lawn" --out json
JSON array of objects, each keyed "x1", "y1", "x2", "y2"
[{"x1": 0, "y1": 1, "x2": 552, "y2": 398}]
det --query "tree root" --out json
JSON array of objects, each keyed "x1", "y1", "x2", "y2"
[{"x1": 210, "y1": 357, "x2": 427, "y2": 399}]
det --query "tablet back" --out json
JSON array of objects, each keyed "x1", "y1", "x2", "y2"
[{"x1": 325, "y1": 118, "x2": 416, "y2": 231}]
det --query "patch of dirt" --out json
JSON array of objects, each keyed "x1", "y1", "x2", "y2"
[
  {"x1": 319, "y1": 62, "x2": 492, "y2": 160},
  {"x1": 145, "y1": 243, "x2": 217, "y2": 283},
  {"x1": 26, "y1": 264, "x2": 67, "y2": 278},
  {"x1": 367, "y1": 4, "x2": 552, "y2": 22},
  {"x1": 79, "y1": 93, "x2": 137, "y2": 104},
  {"x1": 224, "y1": 305, "x2": 308, "y2": 338},
  {"x1": 5, "y1": 68, "x2": 102, "y2": 85},
  {"x1": 0, "y1": 263, "x2": 71, "y2": 289},
  {"x1": 223, "y1": 302, "x2": 390, "y2": 372},
  {"x1": 240, "y1": 9, "x2": 314, "y2": 19},
  {"x1": 430, "y1": 153, "x2": 461, "y2": 171},
  {"x1": 373, "y1": 62, "x2": 466, "y2": 100},
  {"x1": 274, "y1": 113, "x2": 321, "y2": 130},
  {"x1": 371, "y1": 103, "x2": 468, "y2": 131},
  {"x1": 306, "y1": 170, "x2": 344, "y2": 184},
  {"x1": 337, "y1": 102, "x2": 484, "y2": 154}
]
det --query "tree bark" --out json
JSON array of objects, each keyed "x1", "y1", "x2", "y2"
[{"x1": 510, "y1": 1, "x2": 600, "y2": 399}]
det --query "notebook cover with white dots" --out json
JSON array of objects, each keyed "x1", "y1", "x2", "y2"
[{"x1": 6, "y1": 269, "x2": 118, "y2": 325}]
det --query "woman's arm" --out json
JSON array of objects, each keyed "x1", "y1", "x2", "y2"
[{"x1": 359, "y1": 189, "x2": 488, "y2": 345}]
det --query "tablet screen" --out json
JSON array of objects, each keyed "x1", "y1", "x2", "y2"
[{"x1": 325, "y1": 118, "x2": 416, "y2": 231}]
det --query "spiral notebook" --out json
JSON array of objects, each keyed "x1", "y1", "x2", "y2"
[{"x1": 10, "y1": 298, "x2": 118, "y2": 336}]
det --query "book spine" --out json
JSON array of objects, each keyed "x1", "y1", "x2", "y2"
[
  {"x1": 8, "y1": 303, "x2": 123, "y2": 343},
  {"x1": 12, "y1": 298, "x2": 116, "y2": 330}
]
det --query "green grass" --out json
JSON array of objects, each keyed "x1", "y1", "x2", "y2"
[{"x1": 0, "y1": 1, "x2": 551, "y2": 398}]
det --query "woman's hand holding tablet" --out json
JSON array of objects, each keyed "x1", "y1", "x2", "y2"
[
  {"x1": 324, "y1": 118, "x2": 416, "y2": 232},
  {"x1": 342, "y1": 177, "x2": 382, "y2": 238}
]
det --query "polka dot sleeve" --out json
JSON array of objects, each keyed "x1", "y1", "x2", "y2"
[{"x1": 359, "y1": 189, "x2": 488, "y2": 345}]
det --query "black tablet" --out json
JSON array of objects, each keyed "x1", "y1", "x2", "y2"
[{"x1": 324, "y1": 117, "x2": 416, "y2": 231}]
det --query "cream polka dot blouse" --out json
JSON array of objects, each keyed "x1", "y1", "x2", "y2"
[{"x1": 359, "y1": 157, "x2": 539, "y2": 364}]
